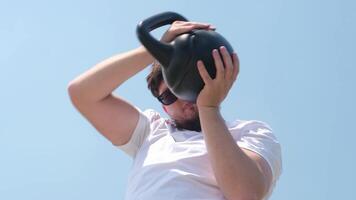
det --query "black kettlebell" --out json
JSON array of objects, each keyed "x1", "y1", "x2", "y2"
[{"x1": 136, "y1": 11, "x2": 234, "y2": 102}]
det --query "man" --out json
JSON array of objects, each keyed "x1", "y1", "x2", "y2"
[{"x1": 68, "y1": 21, "x2": 282, "y2": 200}]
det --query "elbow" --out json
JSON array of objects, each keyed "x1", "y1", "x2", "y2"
[
  {"x1": 228, "y1": 191, "x2": 264, "y2": 200},
  {"x1": 228, "y1": 180, "x2": 268, "y2": 200},
  {"x1": 67, "y1": 81, "x2": 75, "y2": 96},
  {"x1": 242, "y1": 192, "x2": 266, "y2": 200},
  {"x1": 244, "y1": 180, "x2": 269, "y2": 200},
  {"x1": 67, "y1": 81, "x2": 82, "y2": 106},
  {"x1": 67, "y1": 81, "x2": 77, "y2": 97}
]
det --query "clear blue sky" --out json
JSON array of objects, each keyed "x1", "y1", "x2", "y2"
[{"x1": 1, "y1": 0, "x2": 355, "y2": 199}]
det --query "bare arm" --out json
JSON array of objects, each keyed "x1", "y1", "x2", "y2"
[
  {"x1": 67, "y1": 21, "x2": 215, "y2": 146},
  {"x1": 67, "y1": 46, "x2": 154, "y2": 145},
  {"x1": 196, "y1": 45, "x2": 271, "y2": 199},
  {"x1": 68, "y1": 46, "x2": 153, "y2": 103},
  {"x1": 198, "y1": 107, "x2": 271, "y2": 200}
]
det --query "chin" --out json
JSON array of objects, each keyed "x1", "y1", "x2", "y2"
[
  {"x1": 183, "y1": 109, "x2": 198, "y2": 120},
  {"x1": 183, "y1": 105, "x2": 198, "y2": 118},
  {"x1": 174, "y1": 115, "x2": 201, "y2": 132},
  {"x1": 173, "y1": 107, "x2": 201, "y2": 132}
]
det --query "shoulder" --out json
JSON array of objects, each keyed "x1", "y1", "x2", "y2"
[
  {"x1": 142, "y1": 109, "x2": 162, "y2": 123},
  {"x1": 141, "y1": 108, "x2": 171, "y2": 132},
  {"x1": 228, "y1": 119, "x2": 275, "y2": 139},
  {"x1": 229, "y1": 119, "x2": 283, "y2": 185},
  {"x1": 229, "y1": 119, "x2": 272, "y2": 130}
]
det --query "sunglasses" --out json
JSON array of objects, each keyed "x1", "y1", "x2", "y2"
[{"x1": 157, "y1": 89, "x2": 178, "y2": 105}]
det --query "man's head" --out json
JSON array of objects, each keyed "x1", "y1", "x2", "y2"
[{"x1": 146, "y1": 61, "x2": 201, "y2": 132}]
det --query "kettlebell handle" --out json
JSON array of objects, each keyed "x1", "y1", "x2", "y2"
[{"x1": 136, "y1": 12, "x2": 188, "y2": 68}]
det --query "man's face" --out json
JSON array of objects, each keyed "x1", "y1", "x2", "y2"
[{"x1": 158, "y1": 82, "x2": 201, "y2": 132}]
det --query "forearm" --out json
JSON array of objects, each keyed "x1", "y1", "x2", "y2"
[
  {"x1": 198, "y1": 107, "x2": 266, "y2": 200},
  {"x1": 68, "y1": 46, "x2": 154, "y2": 103}
]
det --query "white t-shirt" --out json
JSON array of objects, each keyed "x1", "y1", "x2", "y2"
[{"x1": 117, "y1": 108, "x2": 282, "y2": 200}]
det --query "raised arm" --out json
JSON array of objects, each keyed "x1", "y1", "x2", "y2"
[
  {"x1": 67, "y1": 21, "x2": 215, "y2": 146},
  {"x1": 67, "y1": 46, "x2": 154, "y2": 146}
]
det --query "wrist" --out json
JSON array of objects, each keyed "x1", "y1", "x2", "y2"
[
  {"x1": 198, "y1": 106, "x2": 225, "y2": 130},
  {"x1": 197, "y1": 105, "x2": 221, "y2": 114},
  {"x1": 160, "y1": 36, "x2": 173, "y2": 43},
  {"x1": 138, "y1": 45, "x2": 155, "y2": 65}
]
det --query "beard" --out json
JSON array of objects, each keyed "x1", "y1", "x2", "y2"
[{"x1": 173, "y1": 112, "x2": 201, "y2": 132}]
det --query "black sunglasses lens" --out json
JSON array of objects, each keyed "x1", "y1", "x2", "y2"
[{"x1": 158, "y1": 89, "x2": 177, "y2": 105}]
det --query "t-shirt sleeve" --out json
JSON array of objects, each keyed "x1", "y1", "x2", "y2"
[
  {"x1": 115, "y1": 108, "x2": 160, "y2": 158},
  {"x1": 235, "y1": 120, "x2": 283, "y2": 184}
]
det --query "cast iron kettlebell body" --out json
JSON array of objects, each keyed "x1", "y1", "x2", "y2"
[{"x1": 137, "y1": 12, "x2": 234, "y2": 102}]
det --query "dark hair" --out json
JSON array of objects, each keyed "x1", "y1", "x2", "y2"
[{"x1": 146, "y1": 61, "x2": 164, "y2": 98}]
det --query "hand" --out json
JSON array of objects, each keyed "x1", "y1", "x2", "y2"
[
  {"x1": 160, "y1": 21, "x2": 216, "y2": 43},
  {"x1": 196, "y1": 46, "x2": 239, "y2": 108}
]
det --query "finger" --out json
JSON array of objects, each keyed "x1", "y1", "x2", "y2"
[
  {"x1": 197, "y1": 60, "x2": 213, "y2": 85},
  {"x1": 183, "y1": 25, "x2": 211, "y2": 32},
  {"x1": 208, "y1": 25, "x2": 216, "y2": 30},
  {"x1": 184, "y1": 21, "x2": 211, "y2": 27},
  {"x1": 232, "y1": 53, "x2": 240, "y2": 81},
  {"x1": 212, "y1": 49, "x2": 225, "y2": 80},
  {"x1": 171, "y1": 24, "x2": 209, "y2": 35},
  {"x1": 169, "y1": 22, "x2": 215, "y2": 38},
  {"x1": 172, "y1": 20, "x2": 185, "y2": 25},
  {"x1": 183, "y1": 22, "x2": 215, "y2": 30},
  {"x1": 219, "y1": 46, "x2": 234, "y2": 81}
]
